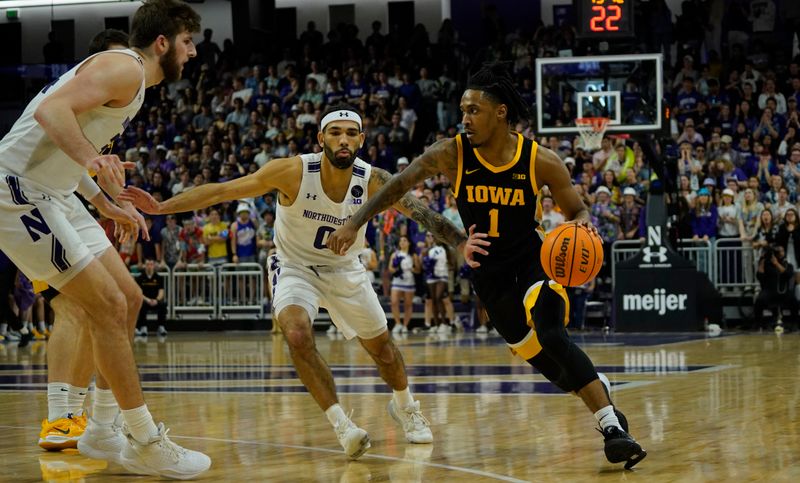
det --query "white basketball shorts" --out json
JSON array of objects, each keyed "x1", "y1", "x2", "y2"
[
  {"x1": 0, "y1": 174, "x2": 112, "y2": 289},
  {"x1": 268, "y1": 255, "x2": 388, "y2": 340}
]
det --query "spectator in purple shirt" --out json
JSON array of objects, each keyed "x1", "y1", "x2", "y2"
[{"x1": 690, "y1": 188, "x2": 718, "y2": 240}]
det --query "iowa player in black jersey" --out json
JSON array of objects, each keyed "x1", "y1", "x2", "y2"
[{"x1": 328, "y1": 62, "x2": 646, "y2": 469}]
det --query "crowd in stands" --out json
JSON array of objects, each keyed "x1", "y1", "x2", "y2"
[{"x1": 87, "y1": 1, "x2": 800, "y2": 329}]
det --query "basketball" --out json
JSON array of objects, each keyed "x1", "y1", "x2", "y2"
[{"x1": 540, "y1": 223, "x2": 603, "y2": 287}]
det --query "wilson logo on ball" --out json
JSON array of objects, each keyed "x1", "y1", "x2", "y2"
[{"x1": 554, "y1": 236, "x2": 571, "y2": 279}]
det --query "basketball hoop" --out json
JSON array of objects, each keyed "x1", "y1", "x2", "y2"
[{"x1": 575, "y1": 117, "x2": 609, "y2": 151}]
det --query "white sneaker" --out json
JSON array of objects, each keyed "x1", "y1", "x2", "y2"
[
  {"x1": 387, "y1": 399, "x2": 433, "y2": 444},
  {"x1": 437, "y1": 324, "x2": 451, "y2": 334},
  {"x1": 120, "y1": 422, "x2": 211, "y2": 480},
  {"x1": 400, "y1": 325, "x2": 408, "y2": 334},
  {"x1": 334, "y1": 418, "x2": 370, "y2": 460},
  {"x1": 139, "y1": 326, "x2": 148, "y2": 336},
  {"x1": 475, "y1": 325, "x2": 488, "y2": 334},
  {"x1": 78, "y1": 418, "x2": 127, "y2": 465},
  {"x1": 157, "y1": 326, "x2": 168, "y2": 336},
  {"x1": 489, "y1": 328, "x2": 499, "y2": 336},
  {"x1": 392, "y1": 324, "x2": 402, "y2": 334},
  {"x1": 327, "y1": 324, "x2": 337, "y2": 334}
]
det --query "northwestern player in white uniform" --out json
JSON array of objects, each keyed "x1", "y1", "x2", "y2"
[
  {"x1": 0, "y1": 1, "x2": 210, "y2": 479},
  {"x1": 119, "y1": 103, "x2": 467, "y2": 460}
]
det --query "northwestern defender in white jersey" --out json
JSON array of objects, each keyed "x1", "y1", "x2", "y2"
[
  {"x1": 119, "y1": 103, "x2": 468, "y2": 460},
  {"x1": 0, "y1": 1, "x2": 210, "y2": 479}
]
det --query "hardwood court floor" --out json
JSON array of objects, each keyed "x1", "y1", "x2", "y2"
[{"x1": 0, "y1": 330, "x2": 799, "y2": 482}]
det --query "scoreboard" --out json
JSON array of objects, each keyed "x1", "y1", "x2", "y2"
[{"x1": 574, "y1": 0, "x2": 635, "y2": 39}]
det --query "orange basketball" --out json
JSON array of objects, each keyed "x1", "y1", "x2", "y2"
[{"x1": 540, "y1": 223, "x2": 603, "y2": 287}]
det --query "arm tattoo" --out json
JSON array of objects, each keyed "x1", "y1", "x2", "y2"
[
  {"x1": 400, "y1": 193, "x2": 467, "y2": 249},
  {"x1": 350, "y1": 138, "x2": 458, "y2": 228}
]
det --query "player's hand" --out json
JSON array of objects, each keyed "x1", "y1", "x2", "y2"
[
  {"x1": 117, "y1": 186, "x2": 163, "y2": 215},
  {"x1": 104, "y1": 203, "x2": 139, "y2": 244},
  {"x1": 123, "y1": 202, "x2": 149, "y2": 242},
  {"x1": 88, "y1": 155, "x2": 135, "y2": 189},
  {"x1": 571, "y1": 218, "x2": 601, "y2": 242},
  {"x1": 460, "y1": 224, "x2": 491, "y2": 268},
  {"x1": 327, "y1": 223, "x2": 358, "y2": 255}
]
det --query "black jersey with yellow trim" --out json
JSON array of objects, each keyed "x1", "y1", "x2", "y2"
[{"x1": 453, "y1": 132, "x2": 543, "y2": 269}]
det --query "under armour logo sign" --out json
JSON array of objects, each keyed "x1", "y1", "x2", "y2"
[
  {"x1": 306, "y1": 193, "x2": 317, "y2": 200},
  {"x1": 642, "y1": 246, "x2": 668, "y2": 263},
  {"x1": 339, "y1": 112, "x2": 349, "y2": 117}
]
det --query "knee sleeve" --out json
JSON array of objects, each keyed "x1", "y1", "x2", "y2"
[
  {"x1": 527, "y1": 352, "x2": 576, "y2": 393},
  {"x1": 531, "y1": 284, "x2": 598, "y2": 391}
]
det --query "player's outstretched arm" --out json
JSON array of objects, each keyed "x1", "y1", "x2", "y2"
[
  {"x1": 536, "y1": 146, "x2": 597, "y2": 236},
  {"x1": 118, "y1": 156, "x2": 300, "y2": 215},
  {"x1": 369, "y1": 167, "x2": 467, "y2": 249},
  {"x1": 327, "y1": 137, "x2": 459, "y2": 255}
]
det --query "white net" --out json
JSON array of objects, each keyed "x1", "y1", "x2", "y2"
[{"x1": 575, "y1": 117, "x2": 609, "y2": 151}]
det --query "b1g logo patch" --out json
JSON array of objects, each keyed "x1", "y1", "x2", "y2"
[{"x1": 351, "y1": 185, "x2": 364, "y2": 198}]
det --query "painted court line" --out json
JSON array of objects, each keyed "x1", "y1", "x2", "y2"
[
  {"x1": 170, "y1": 434, "x2": 530, "y2": 482},
  {"x1": 0, "y1": 425, "x2": 528, "y2": 482}
]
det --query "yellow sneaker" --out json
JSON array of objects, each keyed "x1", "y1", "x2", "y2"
[
  {"x1": 32, "y1": 328, "x2": 47, "y2": 340},
  {"x1": 39, "y1": 417, "x2": 85, "y2": 451},
  {"x1": 43, "y1": 328, "x2": 52, "y2": 338},
  {"x1": 73, "y1": 413, "x2": 87, "y2": 430}
]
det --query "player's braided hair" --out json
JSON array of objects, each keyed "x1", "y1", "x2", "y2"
[{"x1": 466, "y1": 61, "x2": 531, "y2": 125}]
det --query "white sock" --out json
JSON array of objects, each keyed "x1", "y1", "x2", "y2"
[
  {"x1": 0, "y1": 323, "x2": 7, "y2": 334},
  {"x1": 47, "y1": 383, "x2": 70, "y2": 421},
  {"x1": 67, "y1": 385, "x2": 88, "y2": 416},
  {"x1": 37, "y1": 320, "x2": 46, "y2": 332},
  {"x1": 93, "y1": 388, "x2": 119, "y2": 425},
  {"x1": 393, "y1": 387, "x2": 415, "y2": 408},
  {"x1": 121, "y1": 405, "x2": 159, "y2": 444},
  {"x1": 325, "y1": 403, "x2": 347, "y2": 427},
  {"x1": 594, "y1": 405, "x2": 622, "y2": 431}
]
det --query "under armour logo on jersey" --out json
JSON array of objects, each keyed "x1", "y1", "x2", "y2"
[
  {"x1": 306, "y1": 193, "x2": 317, "y2": 200},
  {"x1": 642, "y1": 246, "x2": 668, "y2": 263}
]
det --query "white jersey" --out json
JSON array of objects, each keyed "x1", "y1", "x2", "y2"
[
  {"x1": 274, "y1": 153, "x2": 371, "y2": 267},
  {"x1": 0, "y1": 49, "x2": 145, "y2": 198},
  {"x1": 391, "y1": 251, "x2": 416, "y2": 290},
  {"x1": 427, "y1": 245, "x2": 449, "y2": 279}
]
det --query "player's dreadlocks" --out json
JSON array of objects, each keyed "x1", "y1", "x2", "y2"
[{"x1": 466, "y1": 61, "x2": 532, "y2": 125}]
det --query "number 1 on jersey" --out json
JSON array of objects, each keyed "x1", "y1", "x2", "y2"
[{"x1": 488, "y1": 208, "x2": 500, "y2": 237}]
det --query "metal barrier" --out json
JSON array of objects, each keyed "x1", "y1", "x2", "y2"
[
  {"x1": 611, "y1": 238, "x2": 713, "y2": 288},
  {"x1": 158, "y1": 269, "x2": 173, "y2": 319},
  {"x1": 713, "y1": 238, "x2": 758, "y2": 292},
  {"x1": 171, "y1": 264, "x2": 217, "y2": 319},
  {"x1": 674, "y1": 239, "x2": 713, "y2": 277},
  {"x1": 217, "y1": 263, "x2": 265, "y2": 319}
]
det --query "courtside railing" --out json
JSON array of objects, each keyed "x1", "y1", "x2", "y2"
[
  {"x1": 611, "y1": 238, "x2": 715, "y2": 288},
  {"x1": 217, "y1": 263, "x2": 265, "y2": 319},
  {"x1": 140, "y1": 263, "x2": 265, "y2": 320}
]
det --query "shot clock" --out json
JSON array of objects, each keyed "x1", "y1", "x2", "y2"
[{"x1": 574, "y1": 0, "x2": 635, "y2": 39}]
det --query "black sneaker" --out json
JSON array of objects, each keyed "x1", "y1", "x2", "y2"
[
  {"x1": 18, "y1": 330, "x2": 33, "y2": 348},
  {"x1": 600, "y1": 426, "x2": 647, "y2": 469}
]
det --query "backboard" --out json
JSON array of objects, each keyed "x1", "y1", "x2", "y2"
[{"x1": 535, "y1": 53, "x2": 663, "y2": 135}]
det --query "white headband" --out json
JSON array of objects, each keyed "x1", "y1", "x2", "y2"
[{"x1": 320, "y1": 110, "x2": 362, "y2": 131}]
